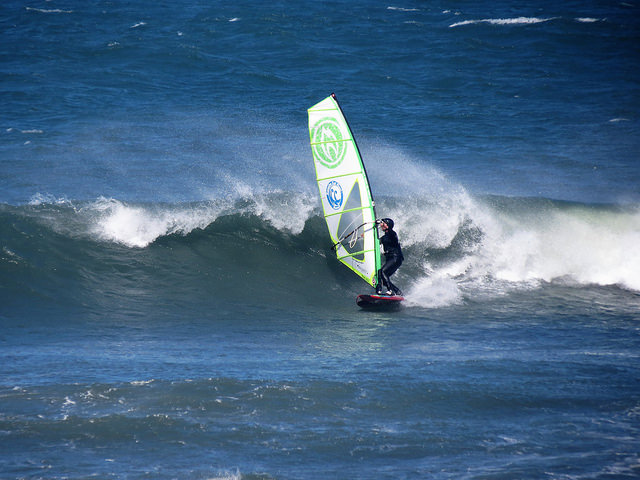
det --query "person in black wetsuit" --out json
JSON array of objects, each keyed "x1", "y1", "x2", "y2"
[{"x1": 376, "y1": 218, "x2": 404, "y2": 296}]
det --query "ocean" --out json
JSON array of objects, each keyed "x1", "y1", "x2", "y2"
[{"x1": 1, "y1": 1, "x2": 639, "y2": 478}]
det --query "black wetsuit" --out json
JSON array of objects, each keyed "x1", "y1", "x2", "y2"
[{"x1": 378, "y1": 228, "x2": 404, "y2": 295}]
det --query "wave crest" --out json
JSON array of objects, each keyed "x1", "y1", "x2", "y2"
[
  {"x1": 2, "y1": 193, "x2": 639, "y2": 314},
  {"x1": 403, "y1": 196, "x2": 640, "y2": 300}
]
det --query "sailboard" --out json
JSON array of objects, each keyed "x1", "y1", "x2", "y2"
[
  {"x1": 356, "y1": 293, "x2": 404, "y2": 310},
  {"x1": 307, "y1": 93, "x2": 403, "y2": 308}
]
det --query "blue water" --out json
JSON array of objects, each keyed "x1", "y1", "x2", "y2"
[{"x1": 2, "y1": 1, "x2": 640, "y2": 479}]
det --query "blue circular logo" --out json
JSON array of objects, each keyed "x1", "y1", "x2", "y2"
[{"x1": 326, "y1": 181, "x2": 343, "y2": 210}]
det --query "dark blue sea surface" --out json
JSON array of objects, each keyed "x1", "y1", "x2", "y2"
[{"x1": 2, "y1": 1, "x2": 639, "y2": 479}]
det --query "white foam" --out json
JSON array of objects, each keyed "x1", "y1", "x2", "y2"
[
  {"x1": 130, "y1": 379, "x2": 155, "y2": 386},
  {"x1": 84, "y1": 190, "x2": 317, "y2": 247},
  {"x1": 450, "y1": 17, "x2": 557, "y2": 28},
  {"x1": 89, "y1": 198, "x2": 220, "y2": 248},
  {"x1": 488, "y1": 207, "x2": 640, "y2": 291},
  {"x1": 405, "y1": 193, "x2": 640, "y2": 307},
  {"x1": 253, "y1": 191, "x2": 316, "y2": 235},
  {"x1": 206, "y1": 470, "x2": 241, "y2": 480},
  {"x1": 387, "y1": 6, "x2": 420, "y2": 12},
  {"x1": 28, "y1": 193, "x2": 70, "y2": 206},
  {"x1": 25, "y1": 7, "x2": 73, "y2": 13},
  {"x1": 406, "y1": 275, "x2": 463, "y2": 308}
]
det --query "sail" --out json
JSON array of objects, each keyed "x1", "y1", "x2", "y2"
[{"x1": 308, "y1": 94, "x2": 381, "y2": 287}]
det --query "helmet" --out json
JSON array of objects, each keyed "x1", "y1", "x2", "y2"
[{"x1": 381, "y1": 218, "x2": 394, "y2": 229}]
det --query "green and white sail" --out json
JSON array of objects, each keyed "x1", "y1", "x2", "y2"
[{"x1": 308, "y1": 94, "x2": 381, "y2": 287}]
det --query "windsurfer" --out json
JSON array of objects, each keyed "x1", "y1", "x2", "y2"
[{"x1": 376, "y1": 218, "x2": 403, "y2": 296}]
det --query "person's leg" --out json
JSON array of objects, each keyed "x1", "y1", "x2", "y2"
[
  {"x1": 377, "y1": 257, "x2": 393, "y2": 294},
  {"x1": 376, "y1": 268, "x2": 388, "y2": 294},
  {"x1": 380, "y1": 256, "x2": 402, "y2": 295}
]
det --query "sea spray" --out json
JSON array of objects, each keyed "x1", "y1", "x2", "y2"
[
  {"x1": 73, "y1": 192, "x2": 318, "y2": 248},
  {"x1": 88, "y1": 198, "x2": 222, "y2": 248},
  {"x1": 404, "y1": 195, "x2": 640, "y2": 306}
]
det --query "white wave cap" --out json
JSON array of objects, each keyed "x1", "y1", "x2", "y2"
[
  {"x1": 25, "y1": 7, "x2": 73, "y2": 13},
  {"x1": 85, "y1": 190, "x2": 317, "y2": 247},
  {"x1": 253, "y1": 191, "x2": 316, "y2": 235},
  {"x1": 89, "y1": 198, "x2": 219, "y2": 248},
  {"x1": 483, "y1": 206, "x2": 640, "y2": 292},
  {"x1": 450, "y1": 17, "x2": 557, "y2": 28},
  {"x1": 403, "y1": 190, "x2": 640, "y2": 307}
]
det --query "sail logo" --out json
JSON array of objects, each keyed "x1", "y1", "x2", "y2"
[
  {"x1": 326, "y1": 181, "x2": 343, "y2": 210},
  {"x1": 311, "y1": 117, "x2": 347, "y2": 169}
]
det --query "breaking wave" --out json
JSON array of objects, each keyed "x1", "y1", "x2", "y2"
[{"x1": 2, "y1": 189, "x2": 639, "y2": 314}]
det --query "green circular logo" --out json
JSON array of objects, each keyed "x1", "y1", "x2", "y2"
[{"x1": 311, "y1": 117, "x2": 346, "y2": 169}]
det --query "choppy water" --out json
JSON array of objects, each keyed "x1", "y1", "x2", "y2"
[{"x1": 2, "y1": 1, "x2": 639, "y2": 479}]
